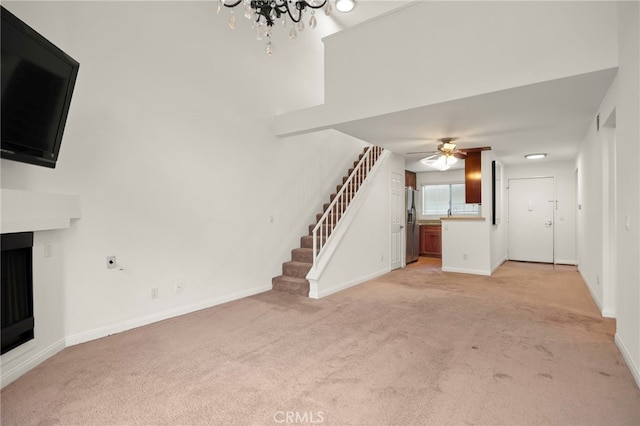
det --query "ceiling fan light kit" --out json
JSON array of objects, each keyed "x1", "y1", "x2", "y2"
[
  {"x1": 438, "y1": 154, "x2": 457, "y2": 166},
  {"x1": 420, "y1": 158, "x2": 451, "y2": 171},
  {"x1": 416, "y1": 137, "x2": 466, "y2": 171}
]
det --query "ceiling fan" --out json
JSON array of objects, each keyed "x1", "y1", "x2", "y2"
[{"x1": 406, "y1": 138, "x2": 467, "y2": 170}]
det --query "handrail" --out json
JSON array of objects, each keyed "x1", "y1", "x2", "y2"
[{"x1": 312, "y1": 145, "x2": 383, "y2": 264}]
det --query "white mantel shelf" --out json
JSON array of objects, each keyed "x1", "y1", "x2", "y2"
[{"x1": 1, "y1": 189, "x2": 81, "y2": 234}]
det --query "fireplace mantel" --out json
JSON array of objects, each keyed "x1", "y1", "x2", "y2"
[{"x1": 1, "y1": 189, "x2": 81, "y2": 234}]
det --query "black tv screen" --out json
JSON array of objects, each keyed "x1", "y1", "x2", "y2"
[{"x1": 1, "y1": 6, "x2": 79, "y2": 168}]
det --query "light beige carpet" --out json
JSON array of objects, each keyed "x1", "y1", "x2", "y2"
[{"x1": 2, "y1": 259, "x2": 639, "y2": 425}]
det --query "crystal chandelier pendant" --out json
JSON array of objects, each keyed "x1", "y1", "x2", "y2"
[
  {"x1": 244, "y1": 5, "x2": 253, "y2": 20},
  {"x1": 219, "y1": 0, "x2": 334, "y2": 54},
  {"x1": 309, "y1": 11, "x2": 317, "y2": 29},
  {"x1": 324, "y1": 1, "x2": 332, "y2": 16},
  {"x1": 228, "y1": 11, "x2": 236, "y2": 30}
]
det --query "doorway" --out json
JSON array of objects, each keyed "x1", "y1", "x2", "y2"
[{"x1": 508, "y1": 177, "x2": 555, "y2": 263}]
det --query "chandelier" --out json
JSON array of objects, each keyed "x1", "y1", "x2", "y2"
[{"x1": 217, "y1": 0, "x2": 335, "y2": 54}]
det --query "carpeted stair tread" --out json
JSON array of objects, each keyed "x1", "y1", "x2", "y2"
[
  {"x1": 323, "y1": 202, "x2": 347, "y2": 212},
  {"x1": 271, "y1": 275, "x2": 309, "y2": 296},
  {"x1": 309, "y1": 224, "x2": 334, "y2": 235},
  {"x1": 292, "y1": 248, "x2": 313, "y2": 263},
  {"x1": 316, "y1": 212, "x2": 342, "y2": 222},
  {"x1": 300, "y1": 235, "x2": 326, "y2": 248},
  {"x1": 283, "y1": 261, "x2": 312, "y2": 278}
]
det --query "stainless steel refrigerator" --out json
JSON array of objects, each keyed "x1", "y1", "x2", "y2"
[{"x1": 405, "y1": 188, "x2": 420, "y2": 264}]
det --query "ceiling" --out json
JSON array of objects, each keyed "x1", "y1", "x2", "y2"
[
  {"x1": 325, "y1": 1, "x2": 617, "y2": 172},
  {"x1": 332, "y1": 68, "x2": 617, "y2": 171}
]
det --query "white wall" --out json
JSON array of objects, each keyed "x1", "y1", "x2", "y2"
[
  {"x1": 313, "y1": 152, "x2": 405, "y2": 297},
  {"x1": 484, "y1": 151, "x2": 508, "y2": 272},
  {"x1": 575, "y1": 1, "x2": 640, "y2": 387},
  {"x1": 325, "y1": 1, "x2": 617, "y2": 117},
  {"x1": 276, "y1": 1, "x2": 618, "y2": 136},
  {"x1": 612, "y1": 0, "x2": 640, "y2": 388},
  {"x1": 0, "y1": 1, "x2": 364, "y2": 385},
  {"x1": 576, "y1": 73, "x2": 617, "y2": 316},
  {"x1": 441, "y1": 219, "x2": 491, "y2": 275}
]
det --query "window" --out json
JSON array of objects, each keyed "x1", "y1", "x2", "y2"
[{"x1": 422, "y1": 183, "x2": 479, "y2": 216}]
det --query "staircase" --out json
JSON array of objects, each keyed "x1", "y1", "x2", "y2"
[{"x1": 271, "y1": 145, "x2": 384, "y2": 297}]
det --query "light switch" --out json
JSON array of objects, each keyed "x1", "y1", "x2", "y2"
[{"x1": 44, "y1": 242, "x2": 53, "y2": 257}]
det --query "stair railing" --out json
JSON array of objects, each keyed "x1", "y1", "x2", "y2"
[{"x1": 312, "y1": 145, "x2": 383, "y2": 264}]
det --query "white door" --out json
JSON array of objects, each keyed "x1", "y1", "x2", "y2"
[
  {"x1": 508, "y1": 177, "x2": 555, "y2": 263},
  {"x1": 390, "y1": 172, "x2": 403, "y2": 270}
]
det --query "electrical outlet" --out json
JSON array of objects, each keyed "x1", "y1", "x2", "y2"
[
  {"x1": 175, "y1": 282, "x2": 183, "y2": 293},
  {"x1": 151, "y1": 288, "x2": 159, "y2": 300},
  {"x1": 107, "y1": 256, "x2": 117, "y2": 269},
  {"x1": 463, "y1": 253, "x2": 468, "y2": 260}
]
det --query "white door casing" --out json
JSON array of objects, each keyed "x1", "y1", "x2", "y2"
[
  {"x1": 390, "y1": 172, "x2": 403, "y2": 270},
  {"x1": 508, "y1": 177, "x2": 555, "y2": 263}
]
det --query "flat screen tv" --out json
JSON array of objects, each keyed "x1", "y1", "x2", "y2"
[{"x1": 1, "y1": 6, "x2": 79, "y2": 168}]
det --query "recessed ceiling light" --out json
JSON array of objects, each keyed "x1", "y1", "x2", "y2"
[
  {"x1": 335, "y1": 0, "x2": 356, "y2": 13},
  {"x1": 525, "y1": 153, "x2": 547, "y2": 160}
]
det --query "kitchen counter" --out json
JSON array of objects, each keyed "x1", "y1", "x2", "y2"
[
  {"x1": 440, "y1": 216, "x2": 486, "y2": 221},
  {"x1": 418, "y1": 220, "x2": 441, "y2": 225}
]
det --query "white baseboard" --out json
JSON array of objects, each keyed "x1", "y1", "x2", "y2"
[
  {"x1": 579, "y1": 269, "x2": 606, "y2": 316},
  {"x1": 491, "y1": 256, "x2": 508, "y2": 274},
  {"x1": 66, "y1": 284, "x2": 271, "y2": 347},
  {"x1": 441, "y1": 266, "x2": 491, "y2": 276},
  {"x1": 555, "y1": 259, "x2": 578, "y2": 265},
  {"x1": 0, "y1": 339, "x2": 66, "y2": 388},
  {"x1": 314, "y1": 268, "x2": 389, "y2": 299},
  {"x1": 615, "y1": 333, "x2": 640, "y2": 390}
]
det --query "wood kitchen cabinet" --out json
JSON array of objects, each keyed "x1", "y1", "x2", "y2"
[
  {"x1": 405, "y1": 170, "x2": 417, "y2": 190},
  {"x1": 420, "y1": 224, "x2": 442, "y2": 258},
  {"x1": 465, "y1": 151, "x2": 482, "y2": 204}
]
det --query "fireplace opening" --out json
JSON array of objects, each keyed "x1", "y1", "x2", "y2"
[{"x1": 1, "y1": 232, "x2": 34, "y2": 355}]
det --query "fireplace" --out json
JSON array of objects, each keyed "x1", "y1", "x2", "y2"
[{"x1": 1, "y1": 232, "x2": 34, "y2": 355}]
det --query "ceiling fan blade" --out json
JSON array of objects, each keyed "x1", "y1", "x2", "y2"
[
  {"x1": 453, "y1": 152, "x2": 467, "y2": 159},
  {"x1": 406, "y1": 151, "x2": 435, "y2": 155}
]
